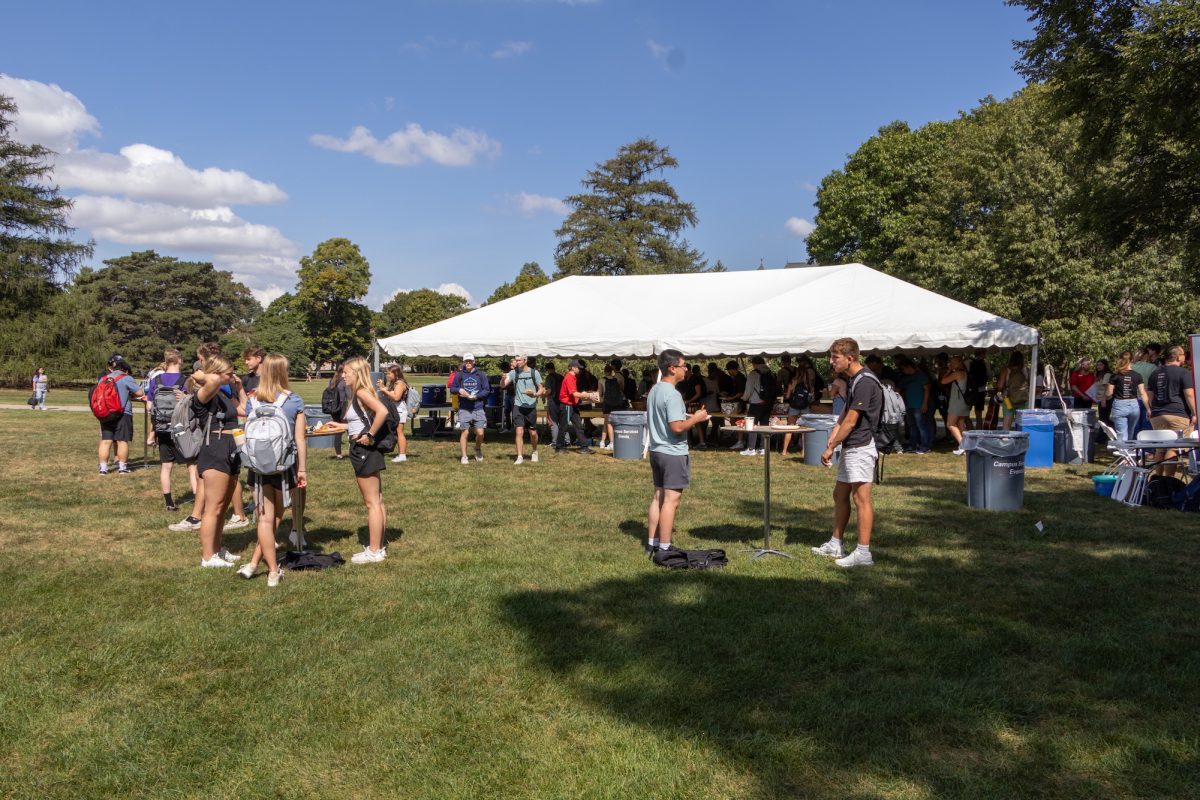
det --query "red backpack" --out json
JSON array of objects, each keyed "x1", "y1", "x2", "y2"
[{"x1": 90, "y1": 372, "x2": 126, "y2": 422}]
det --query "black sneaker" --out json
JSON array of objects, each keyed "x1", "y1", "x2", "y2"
[
  {"x1": 578, "y1": 447, "x2": 594, "y2": 454},
  {"x1": 117, "y1": 467, "x2": 131, "y2": 475}
]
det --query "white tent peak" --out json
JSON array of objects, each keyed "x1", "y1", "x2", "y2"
[{"x1": 377, "y1": 263, "x2": 1039, "y2": 358}]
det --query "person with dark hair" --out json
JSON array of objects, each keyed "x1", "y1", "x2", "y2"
[
  {"x1": 721, "y1": 360, "x2": 747, "y2": 450},
  {"x1": 543, "y1": 361, "x2": 563, "y2": 446},
  {"x1": 31, "y1": 366, "x2": 48, "y2": 411},
  {"x1": 897, "y1": 358, "x2": 932, "y2": 454},
  {"x1": 377, "y1": 364, "x2": 410, "y2": 463},
  {"x1": 646, "y1": 349, "x2": 709, "y2": 556},
  {"x1": 502, "y1": 355, "x2": 544, "y2": 464},
  {"x1": 740, "y1": 356, "x2": 775, "y2": 456},
  {"x1": 598, "y1": 362, "x2": 627, "y2": 450},
  {"x1": 995, "y1": 351, "x2": 1029, "y2": 432},
  {"x1": 1132, "y1": 343, "x2": 1162, "y2": 384},
  {"x1": 811, "y1": 337, "x2": 883, "y2": 568},
  {"x1": 96, "y1": 354, "x2": 146, "y2": 475},
  {"x1": 1147, "y1": 345, "x2": 1197, "y2": 478},
  {"x1": 966, "y1": 350, "x2": 990, "y2": 428},
  {"x1": 554, "y1": 359, "x2": 592, "y2": 454}
]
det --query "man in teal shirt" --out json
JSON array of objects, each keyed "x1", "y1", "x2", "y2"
[
  {"x1": 501, "y1": 355, "x2": 545, "y2": 465},
  {"x1": 646, "y1": 349, "x2": 710, "y2": 556}
]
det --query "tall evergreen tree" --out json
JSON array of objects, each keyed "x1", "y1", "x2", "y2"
[
  {"x1": 554, "y1": 139, "x2": 705, "y2": 277},
  {"x1": 0, "y1": 94, "x2": 93, "y2": 319}
]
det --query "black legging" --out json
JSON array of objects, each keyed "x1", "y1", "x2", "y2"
[{"x1": 555, "y1": 404, "x2": 587, "y2": 449}]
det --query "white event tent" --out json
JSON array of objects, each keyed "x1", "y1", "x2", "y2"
[{"x1": 378, "y1": 264, "x2": 1040, "y2": 372}]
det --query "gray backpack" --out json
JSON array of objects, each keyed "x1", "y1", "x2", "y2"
[
  {"x1": 170, "y1": 393, "x2": 209, "y2": 461},
  {"x1": 151, "y1": 376, "x2": 179, "y2": 432},
  {"x1": 242, "y1": 393, "x2": 296, "y2": 476},
  {"x1": 404, "y1": 383, "x2": 420, "y2": 416}
]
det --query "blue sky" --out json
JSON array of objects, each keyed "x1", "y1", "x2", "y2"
[{"x1": 3, "y1": 0, "x2": 1033, "y2": 309}]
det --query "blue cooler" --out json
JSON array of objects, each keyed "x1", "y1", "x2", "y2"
[
  {"x1": 1016, "y1": 410, "x2": 1055, "y2": 468},
  {"x1": 421, "y1": 384, "x2": 446, "y2": 406}
]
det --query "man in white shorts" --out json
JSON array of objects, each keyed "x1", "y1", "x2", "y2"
[{"x1": 811, "y1": 337, "x2": 883, "y2": 568}]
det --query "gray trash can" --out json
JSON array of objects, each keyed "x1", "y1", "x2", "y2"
[
  {"x1": 963, "y1": 430, "x2": 1029, "y2": 511},
  {"x1": 304, "y1": 404, "x2": 340, "y2": 449},
  {"x1": 800, "y1": 414, "x2": 840, "y2": 466},
  {"x1": 1052, "y1": 408, "x2": 1097, "y2": 464},
  {"x1": 610, "y1": 411, "x2": 647, "y2": 460}
]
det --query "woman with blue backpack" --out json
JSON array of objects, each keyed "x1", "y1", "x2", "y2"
[{"x1": 235, "y1": 353, "x2": 308, "y2": 587}]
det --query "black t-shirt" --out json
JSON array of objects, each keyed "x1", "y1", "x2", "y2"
[
  {"x1": 1108, "y1": 370, "x2": 1143, "y2": 401},
  {"x1": 730, "y1": 371, "x2": 747, "y2": 398},
  {"x1": 845, "y1": 369, "x2": 885, "y2": 448},
  {"x1": 192, "y1": 390, "x2": 240, "y2": 431},
  {"x1": 242, "y1": 371, "x2": 260, "y2": 394},
  {"x1": 967, "y1": 358, "x2": 988, "y2": 390},
  {"x1": 1148, "y1": 365, "x2": 1194, "y2": 417},
  {"x1": 544, "y1": 372, "x2": 563, "y2": 405}
]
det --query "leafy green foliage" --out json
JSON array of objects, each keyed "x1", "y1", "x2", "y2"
[
  {"x1": 376, "y1": 288, "x2": 469, "y2": 337},
  {"x1": 294, "y1": 238, "x2": 373, "y2": 363},
  {"x1": 72, "y1": 250, "x2": 259, "y2": 371},
  {"x1": 0, "y1": 289, "x2": 111, "y2": 382},
  {"x1": 554, "y1": 138, "x2": 706, "y2": 276},
  {"x1": 485, "y1": 262, "x2": 550, "y2": 305},
  {"x1": 251, "y1": 293, "x2": 312, "y2": 373},
  {"x1": 808, "y1": 86, "x2": 1200, "y2": 365}
]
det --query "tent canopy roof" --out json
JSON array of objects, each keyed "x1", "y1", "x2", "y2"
[{"x1": 377, "y1": 264, "x2": 1039, "y2": 358}]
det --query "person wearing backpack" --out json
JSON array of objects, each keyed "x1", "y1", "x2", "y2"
[
  {"x1": 502, "y1": 355, "x2": 545, "y2": 464},
  {"x1": 810, "y1": 338, "x2": 883, "y2": 568},
  {"x1": 781, "y1": 358, "x2": 818, "y2": 456},
  {"x1": 323, "y1": 356, "x2": 391, "y2": 564},
  {"x1": 146, "y1": 349, "x2": 189, "y2": 510},
  {"x1": 190, "y1": 355, "x2": 249, "y2": 568},
  {"x1": 235, "y1": 354, "x2": 308, "y2": 587},
  {"x1": 377, "y1": 365, "x2": 411, "y2": 463},
  {"x1": 995, "y1": 350, "x2": 1030, "y2": 432},
  {"x1": 739, "y1": 356, "x2": 776, "y2": 456},
  {"x1": 598, "y1": 362, "x2": 627, "y2": 451},
  {"x1": 94, "y1": 355, "x2": 146, "y2": 475}
]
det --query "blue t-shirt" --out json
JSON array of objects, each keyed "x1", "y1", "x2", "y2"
[
  {"x1": 106, "y1": 371, "x2": 142, "y2": 415},
  {"x1": 897, "y1": 372, "x2": 929, "y2": 411},
  {"x1": 647, "y1": 381, "x2": 688, "y2": 455},
  {"x1": 506, "y1": 368, "x2": 542, "y2": 408},
  {"x1": 246, "y1": 391, "x2": 305, "y2": 427}
]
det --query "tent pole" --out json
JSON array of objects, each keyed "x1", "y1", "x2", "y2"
[
  {"x1": 373, "y1": 339, "x2": 380, "y2": 372},
  {"x1": 1028, "y1": 343, "x2": 1039, "y2": 410}
]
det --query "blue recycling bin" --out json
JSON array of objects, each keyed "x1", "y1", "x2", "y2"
[{"x1": 1016, "y1": 410, "x2": 1055, "y2": 468}]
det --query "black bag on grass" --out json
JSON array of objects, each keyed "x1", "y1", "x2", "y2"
[
  {"x1": 279, "y1": 551, "x2": 345, "y2": 570},
  {"x1": 1146, "y1": 475, "x2": 1186, "y2": 509},
  {"x1": 652, "y1": 546, "x2": 728, "y2": 570}
]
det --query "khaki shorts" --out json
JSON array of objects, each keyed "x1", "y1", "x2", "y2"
[
  {"x1": 1151, "y1": 414, "x2": 1192, "y2": 434},
  {"x1": 837, "y1": 442, "x2": 878, "y2": 484}
]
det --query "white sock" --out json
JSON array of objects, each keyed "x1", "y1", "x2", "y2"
[
  {"x1": 99, "y1": 463, "x2": 108, "y2": 472},
  {"x1": 659, "y1": 541, "x2": 672, "y2": 550},
  {"x1": 117, "y1": 461, "x2": 127, "y2": 470},
  {"x1": 649, "y1": 537, "x2": 659, "y2": 548},
  {"x1": 856, "y1": 544, "x2": 870, "y2": 555},
  {"x1": 830, "y1": 537, "x2": 843, "y2": 547}
]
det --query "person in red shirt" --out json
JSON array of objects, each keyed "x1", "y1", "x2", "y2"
[
  {"x1": 1069, "y1": 356, "x2": 1096, "y2": 409},
  {"x1": 554, "y1": 359, "x2": 593, "y2": 454}
]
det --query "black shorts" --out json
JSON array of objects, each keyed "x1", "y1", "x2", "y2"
[
  {"x1": 99, "y1": 414, "x2": 134, "y2": 442},
  {"x1": 513, "y1": 405, "x2": 538, "y2": 429},
  {"x1": 197, "y1": 434, "x2": 242, "y2": 476},
  {"x1": 249, "y1": 466, "x2": 298, "y2": 492},
  {"x1": 158, "y1": 432, "x2": 181, "y2": 463},
  {"x1": 350, "y1": 442, "x2": 385, "y2": 478},
  {"x1": 650, "y1": 451, "x2": 691, "y2": 490}
]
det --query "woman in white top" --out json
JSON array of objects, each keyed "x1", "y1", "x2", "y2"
[{"x1": 377, "y1": 364, "x2": 410, "y2": 463}]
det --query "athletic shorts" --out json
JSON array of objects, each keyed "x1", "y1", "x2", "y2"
[
  {"x1": 99, "y1": 414, "x2": 134, "y2": 442},
  {"x1": 838, "y1": 442, "x2": 878, "y2": 484},
  {"x1": 513, "y1": 405, "x2": 538, "y2": 429},
  {"x1": 650, "y1": 451, "x2": 691, "y2": 490},
  {"x1": 456, "y1": 407, "x2": 487, "y2": 430},
  {"x1": 1151, "y1": 414, "x2": 1192, "y2": 434},
  {"x1": 197, "y1": 433, "x2": 242, "y2": 476},
  {"x1": 249, "y1": 466, "x2": 298, "y2": 492},
  {"x1": 349, "y1": 441, "x2": 385, "y2": 477},
  {"x1": 158, "y1": 432, "x2": 181, "y2": 463}
]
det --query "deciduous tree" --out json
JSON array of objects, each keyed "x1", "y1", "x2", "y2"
[
  {"x1": 251, "y1": 293, "x2": 312, "y2": 372},
  {"x1": 294, "y1": 238, "x2": 373, "y2": 362},
  {"x1": 486, "y1": 262, "x2": 550, "y2": 305},
  {"x1": 376, "y1": 289, "x2": 469, "y2": 337}
]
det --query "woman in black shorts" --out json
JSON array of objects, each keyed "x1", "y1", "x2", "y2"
[
  {"x1": 326, "y1": 357, "x2": 390, "y2": 564},
  {"x1": 192, "y1": 355, "x2": 248, "y2": 568}
]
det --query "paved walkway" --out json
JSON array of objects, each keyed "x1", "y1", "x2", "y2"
[{"x1": 0, "y1": 404, "x2": 92, "y2": 412}]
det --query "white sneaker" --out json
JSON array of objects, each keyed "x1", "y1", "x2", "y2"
[
  {"x1": 811, "y1": 540, "x2": 845, "y2": 558},
  {"x1": 514, "y1": 456, "x2": 524, "y2": 465},
  {"x1": 200, "y1": 555, "x2": 235, "y2": 568},
  {"x1": 740, "y1": 448, "x2": 758, "y2": 456},
  {"x1": 392, "y1": 454, "x2": 407, "y2": 463},
  {"x1": 836, "y1": 549, "x2": 874, "y2": 568},
  {"x1": 168, "y1": 517, "x2": 200, "y2": 532},
  {"x1": 952, "y1": 448, "x2": 965, "y2": 456},
  {"x1": 475, "y1": 449, "x2": 484, "y2": 462},
  {"x1": 237, "y1": 563, "x2": 256, "y2": 579},
  {"x1": 461, "y1": 455, "x2": 470, "y2": 465},
  {"x1": 288, "y1": 530, "x2": 307, "y2": 550},
  {"x1": 225, "y1": 516, "x2": 250, "y2": 530},
  {"x1": 350, "y1": 546, "x2": 386, "y2": 564},
  {"x1": 756, "y1": 448, "x2": 766, "y2": 455},
  {"x1": 530, "y1": 451, "x2": 538, "y2": 463},
  {"x1": 267, "y1": 570, "x2": 283, "y2": 587},
  {"x1": 217, "y1": 547, "x2": 240, "y2": 563}
]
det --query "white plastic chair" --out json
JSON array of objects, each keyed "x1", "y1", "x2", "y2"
[
  {"x1": 1136, "y1": 429, "x2": 1179, "y2": 442},
  {"x1": 1098, "y1": 421, "x2": 1137, "y2": 473},
  {"x1": 1111, "y1": 465, "x2": 1150, "y2": 507}
]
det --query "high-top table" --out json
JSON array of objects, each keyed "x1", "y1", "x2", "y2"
[{"x1": 724, "y1": 424, "x2": 814, "y2": 560}]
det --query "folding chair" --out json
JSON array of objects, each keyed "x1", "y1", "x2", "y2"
[
  {"x1": 1111, "y1": 465, "x2": 1150, "y2": 507},
  {"x1": 1097, "y1": 421, "x2": 1137, "y2": 474},
  {"x1": 1137, "y1": 428, "x2": 1181, "y2": 472}
]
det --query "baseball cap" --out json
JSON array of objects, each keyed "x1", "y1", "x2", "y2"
[
  {"x1": 462, "y1": 353, "x2": 475, "y2": 362},
  {"x1": 568, "y1": 358, "x2": 583, "y2": 369}
]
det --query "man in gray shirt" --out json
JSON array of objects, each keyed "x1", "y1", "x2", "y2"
[{"x1": 646, "y1": 349, "x2": 710, "y2": 556}]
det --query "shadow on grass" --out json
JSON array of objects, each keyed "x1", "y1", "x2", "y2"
[{"x1": 499, "y1": 548, "x2": 1197, "y2": 798}]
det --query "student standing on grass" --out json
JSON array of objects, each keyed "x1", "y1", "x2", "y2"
[
  {"x1": 543, "y1": 361, "x2": 563, "y2": 446},
  {"x1": 377, "y1": 365, "x2": 410, "y2": 463},
  {"x1": 146, "y1": 349, "x2": 189, "y2": 511},
  {"x1": 811, "y1": 337, "x2": 883, "y2": 568},
  {"x1": 191, "y1": 355, "x2": 248, "y2": 568},
  {"x1": 1146, "y1": 345, "x2": 1197, "y2": 478},
  {"x1": 325, "y1": 357, "x2": 390, "y2": 564},
  {"x1": 31, "y1": 366, "x2": 48, "y2": 411},
  {"x1": 236, "y1": 354, "x2": 308, "y2": 587},
  {"x1": 502, "y1": 355, "x2": 544, "y2": 465},
  {"x1": 555, "y1": 359, "x2": 593, "y2": 454},
  {"x1": 646, "y1": 349, "x2": 709, "y2": 555},
  {"x1": 96, "y1": 355, "x2": 146, "y2": 475},
  {"x1": 450, "y1": 353, "x2": 490, "y2": 464}
]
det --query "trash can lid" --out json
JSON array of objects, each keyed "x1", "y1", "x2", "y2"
[
  {"x1": 609, "y1": 411, "x2": 647, "y2": 424},
  {"x1": 800, "y1": 414, "x2": 838, "y2": 430},
  {"x1": 962, "y1": 429, "x2": 1030, "y2": 456}
]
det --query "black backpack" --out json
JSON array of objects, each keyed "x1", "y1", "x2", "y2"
[
  {"x1": 789, "y1": 382, "x2": 813, "y2": 410},
  {"x1": 651, "y1": 546, "x2": 728, "y2": 570},
  {"x1": 1146, "y1": 475, "x2": 1187, "y2": 509},
  {"x1": 322, "y1": 382, "x2": 346, "y2": 421},
  {"x1": 758, "y1": 369, "x2": 778, "y2": 403},
  {"x1": 353, "y1": 391, "x2": 401, "y2": 453}
]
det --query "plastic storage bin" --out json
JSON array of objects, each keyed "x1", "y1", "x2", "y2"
[{"x1": 1016, "y1": 410, "x2": 1055, "y2": 468}]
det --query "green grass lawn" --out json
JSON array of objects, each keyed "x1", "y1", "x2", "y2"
[{"x1": 0, "y1": 408, "x2": 1196, "y2": 799}]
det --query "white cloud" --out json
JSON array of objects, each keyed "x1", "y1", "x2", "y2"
[
  {"x1": 800, "y1": 181, "x2": 819, "y2": 192},
  {"x1": 436, "y1": 282, "x2": 474, "y2": 305},
  {"x1": 646, "y1": 39, "x2": 686, "y2": 71},
  {"x1": 0, "y1": 75, "x2": 99, "y2": 152},
  {"x1": 513, "y1": 192, "x2": 569, "y2": 217},
  {"x1": 785, "y1": 217, "x2": 816, "y2": 238},
  {"x1": 310, "y1": 123, "x2": 501, "y2": 167},
  {"x1": 493, "y1": 40, "x2": 532, "y2": 59},
  {"x1": 54, "y1": 144, "x2": 286, "y2": 208}
]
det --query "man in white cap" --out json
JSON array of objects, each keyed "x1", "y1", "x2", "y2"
[{"x1": 449, "y1": 354, "x2": 491, "y2": 464}]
